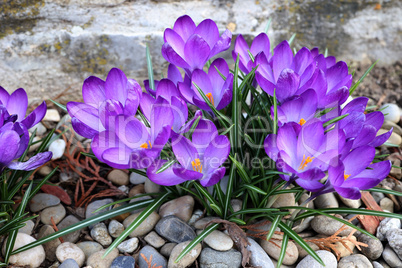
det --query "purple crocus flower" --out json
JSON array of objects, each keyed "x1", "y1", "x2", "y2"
[
  {"x1": 67, "y1": 68, "x2": 142, "y2": 139},
  {"x1": 140, "y1": 78, "x2": 188, "y2": 133},
  {"x1": 232, "y1": 33, "x2": 271, "y2": 74},
  {"x1": 162, "y1": 15, "x2": 232, "y2": 74},
  {"x1": 94, "y1": 97, "x2": 174, "y2": 169},
  {"x1": 265, "y1": 119, "x2": 345, "y2": 192},
  {"x1": 0, "y1": 87, "x2": 47, "y2": 129},
  {"x1": 147, "y1": 118, "x2": 230, "y2": 187},
  {"x1": 178, "y1": 58, "x2": 233, "y2": 111},
  {"x1": 319, "y1": 146, "x2": 391, "y2": 199}
]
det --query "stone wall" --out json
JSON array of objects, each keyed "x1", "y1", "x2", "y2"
[{"x1": 0, "y1": 0, "x2": 401, "y2": 103}]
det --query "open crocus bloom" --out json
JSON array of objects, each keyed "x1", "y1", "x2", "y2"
[
  {"x1": 265, "y1": 119, "x2": 345, "y2": 192},
  {"x1": 140, "y1": 78, "x2": 188, "y2": 133},
  {"x1": 178, "y1": 58, "x2": 233, "y2": 111},
  {"x1": 95, "y1": 97, "x2": 174, "y2": 170},
  {"x1": 147, "y1": 118, "x2": 230, "y2": 187},
  {"x1": 161, "y1": 15, "x2": 232, "y2": 73},
  {"x1": 232, "y1": 33, "x2": 271, "y2": 74},
  {"x1": 322, "y1": 146, "x2": 391, "y2": 199},
  {"x1": 144, "y1": 64, "x2": 189, "y2": 97},
  {"x1": 0, "y1": 87, "x2": 47, "y2": 129},
  {"x1": 67, "y1": 68, "x2": 142, "y2": 139}
]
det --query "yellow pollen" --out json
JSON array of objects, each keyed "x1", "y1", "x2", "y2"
[
  {"x1": 191, "y1": 158, "x2": 203, "y2": 173},
  {"x1": 299, "y1": 118, "x2": 306, "y2": 126},
  {"x1": 140, "y1": 140, "x2": 152, "y2": 149},
  {"x1": 298, "y1": 154, "x2": 314, "y2": 170},
  {"x1": 206, "y1": 93, "x2": 215, "y2": 106},
  {"x1": 344, "y1": 173, "x2": 351, "y2": 180}
]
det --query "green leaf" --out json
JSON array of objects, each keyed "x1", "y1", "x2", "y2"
[
  {"x1": 288, "y1": 33, "x2": 296, "y2": 46},
  {"x1": 247, "y1": 50, "x2": 255, "y2": 63},
  {"x1": 214, "y1": 65, "x2": 227, "y2": 80},
  {"x1": 103, "y1": 192, "x2": 171, "y2": 258},
  {"x1": 49, "y1": 99, "x2": 67, "y2": 112},
  {"x1": 264, "y1": 18, "x2": 272, "y2": 34},
  {"x1": 175, "y1": 223, "x2": 220, "y2": 263},
  {"x1": 276, "y1": 231, "x2": 289, "y2": 267},
  {"x1": 265, "y1": 215, "x2": 282, "y2": 241},
  {"x1": 322, "y1": 114, "x2": 348, "y2": 128},
  {"x1": 80, "y1": 152, "x2": 97, "y2": 159},
  {"x1": 193, "y1": 182, "x2": 222, "y2": 217},
  {"x1": 129, "y1": 169, "x2": 147, "y2": 177},
  {"x1": 367, "y1": 187, "x2": 402, "y2": 197},
  {"x1": 230, "y1": 208, "x2": 282, "y2": 217},
  {"x1": 349, "y1": 60, "x2": 378, "y2": 95},
  {"x1": 273, "y1": 89, "x2": 278, "y2": 134},
  {"x1": 156, "y1": 159, "x2": 176, "y2": 174},
  {"x1": 146, "y1": 44, "x2": 155, "y2": 90},
  {"x1": 224, "y1": 161, "x2": 236, "y2": 219}
]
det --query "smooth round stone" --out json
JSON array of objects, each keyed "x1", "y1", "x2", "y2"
[
  {"x1": 76, "y1": 241, "x2": 103, "y2": 260},
  {"x1": 56, "y1": 242, "x2": 85, "y2": 267},
  {"x1": 380, "y1": 197, "x2": 394, "y2": 213},
  {"x1": 194, "y1": 217, "x2": 220, "y2": 230},
  {"x1": 108, "y1": 219, "x2": 125, "y2": 238},
  {"x1": 376, "y1": 217, "x2": 401, "y2": 241},
  {"x1": 28, "y1": 136, "x2": 42, "y2": 152},
  {"x1": 231, "y1": 199, "x2": 242, "y2": 214},
  {"x1": 160, "y1": 242, "x2": 177, "y2": 258},
  {"x1": 333, "y1": 235, "x2": 356, "y2": 258},
  {"x1": 293, "y1": 216, "x2": 314, "y2": 233},
  {"x1": 129, "y1": 195, "x2": 152, "y2": 214},
  {"x1": 339, "y1": 195, "x2": 362, "y2": 208},
  {"x1": 377, "y1": 129, "x2": 402, "y2": 146},
  {"x1": 29, "y1": 193, "x2": 60, "y2": 212},
  {"x1": 2, "y1": 233, "x2": 45, "y2": 268},
  {"x1": 129, "y1": 171, "x2": 147, "y2": 184},
  {"x1": 155, "y1": 215, "x2": 196, "y2": 243},
  {"x1": 311, "y1": 215, "x2": 353, "y2": 236},
  {"x1": 86, "y1": 198, "x2": 114, "y2": 219},
  {"x1": 383, "y1": 244, "x2": 402, "y2": 267},
  {"x1": 386, "y1": 228, "x2": 402, "y2": 259},
  {"x1": 18, "y1": 219, "x2": 35, "y2": 235},
  {"x1": 138, "y1": 245, "x2": 167, "y2": 268},
  {"x1": 87, "y1": 248, "x2": 119, "y2": 268},
  {"x1": 44, "y1": 109, "x2": 61, "y2": 122},
  {"x1": 296, "y1": 250, "x2": 337, "y2": 268},
  {"x1": 188, "y1": 209, "x2": 204, "y2": 226},
  {"x1": 313, "y1": 192, "x2": 339, "y2": 208},
  {"x1": 168, "y1": 241, "x2": 201, "y2": 268},
  {"x1": 159, "y1": 195, "x2": 194, "y2": 222},
  {"x1": 144, "y1": 178, "x2": 161, "y2": 194},
  {"x1": 30, "y1": 122, "x2": 47, "y2": 136},
  {"x1": 117, "y1": 237, "x2": 139, "y2": 253},
  {"x1": 144, "y1": 231, "x2": 166, "y2": 248},
  {"x1": 358, "y1": 233, "x2": 383, "y2": 260},
  {"x1": 41, "y1": 203, "x2": 66, "y2": 225},
  {"x1": 59, "y1": 258, "x2": 80, "y2": 268},
  {"x1": 295, "y1": 240, "x2": 319, "y2": 259},
  {"x1": 57, "y1": 215, "x2": 81, "y2": 243},
  {"x1": 260, "y1": 235, "x2": 299, "y2": 265},
  {"x1": 107, "y1": 169, "x2": 129, "y2": 186},
  {"x1": 199, "y1": 248, "x2": 242, "y2": 268},
  {"x1": 382, "y1": 120, "x2": 402, "y2": 135},
  {"x1": 38, "y1": 165, "x2": 52, "y2": 176},
  {"x1": 111, "y1": 256, "x2": 135, "y2": 268},
  {"x1": 372, "y1": 261, "x2": 385, "y2": 268},
  {"x1": 338, "y1": 254, "x2": 373, "y2": 268},
  {"x1": 118, "y1": 185, "x2": 129, "y2": 194},
  {"x1": 123, "y1": 211, "x2": 160, "y2": 237},
  {"x1": 247, "y1": 238, "x2": 275, "y2": 268},
  {"x1": 268, "y1": 192, "x2": 296, "y2": 214},
  {"x1": 49, "y1": 139, "x2": 66, "y2": 160},
  {"x1": 380, "y1": 103, "x2": 400, "y2": 123},
  {"x1": 128, "y1": 184, "x2": 144, "y2": 197},
  {"x1": 91, "y1": 222, "x2": 112, "y2": 246},
  {"x1": 38, "y1": 224, "x2": 61, "y2": 261},
  {"x1": 202, "y1": 230, "x2": 233, "y2": 251}
]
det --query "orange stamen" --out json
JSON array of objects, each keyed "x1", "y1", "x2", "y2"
[
  {"x1": 191, "y1": 158, "x2": 203, "y2": 173},
  {"x1": 299, "y1": 118, "x2": 306, "y2": 126},
  {"x1": 140, "y1": 140, "x2": 152, "y2": 149},
  {"x1": 344, "y1": 173, "x2": 351, "y2": 180},
  {"x1": 298, "y1": 154, "x2": 314, "y2": 170},
  {"x1": 206, "y1": 93, "x2": 215, "y2": 106}
]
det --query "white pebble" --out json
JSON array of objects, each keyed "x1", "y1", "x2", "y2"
[{"x1": 49, "y1": 139, "x2": 66, "y2": 160}]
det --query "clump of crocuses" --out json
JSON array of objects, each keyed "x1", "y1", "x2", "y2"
[{"x1": 68, "y1": 15, "x2": 391, "y2": 200}]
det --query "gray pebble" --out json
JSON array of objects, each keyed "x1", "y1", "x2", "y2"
[
  {"x1": 40, "y1": 203, "x2": 66, "y2": 225},
  {"x1": 382, "y1": 245, "x2": 402, "y2": 267},
  {"x1": 338, "y1": 254, "x2": 373, "y2": 268},
  {"x1": 59, "y1": 258, "x2": 79, "y2": 268},
  {"x1": 18, "y1": 220, "x2": 35, "y2": 235},
  {"x1": 111, "y1": 256, "x2": 135, "y2": 268},
  {"x1": 358, "y1": 233, "x2": 383, "y2": 260},
  {"x1": 108, "y1": 220, "x2": 125, "y2": 238},
  {"x1": 377, "y1": 218, "x2": 401, "y2": 241},
  {"x1": 76, "y1": 241, "x2": 103, "y2": 260},
  {"x1": 129, "y1": 171, "x2": 147, "y2": 184},
  {"x1": 86, "y1": 198, "x2": 114, "y2": 219},
  {"x1": 138, "y1": 245, "x2": 167, "y2": 268},
  {"x1": 144, "y1": 231, "x2": 165, "y2": 249},
  {"x1": 160, "y1": 243, "x2": 177, "y2": 258},
  {"x1": 117, "y1": 237, "x2": 139, "y2": 254},
  {"x1": 29, "y1": 193, "x2": 60, "y2": 212},
  {"x1": 57, "y1": 215, "x2": 81, "y2": 243},
  {"x1": 296, "y1": 250, "x2": 337, "y2": 268},
  {"x1": 90, "y1": 222, "x2": 112, "y2": 246},
  {"x1": 199, "y1": 248, "x2": 241, "y2": 268},
  {"x1": 155, "y1": 215, "x2": 196, "y2": 243},
  {"x1": 247, "y1": 238, "x2": 274, "y2": 268},
  {"x1": 386, "y1": 228, "x2": 402, "y2": 260}
]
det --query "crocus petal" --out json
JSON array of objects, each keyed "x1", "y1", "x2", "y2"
[
  {"x1": 318, "y1": 86, "x2": 349, "y2": 108},
  {"x1": 172, "y1": 15, "x2": 196, "y2": 42},
  {"x1": 264, "y1": 134, "x2": 279, "y2": 161},
  {"x1": 172, "y1": 133, "x2": 199, "y2": 169},
  {"x1": 333, "y1": 186, "x2": 361, "y2": 199},
  {"x1": 66, "y1": 102, "x2": 102, "y2": 133},
  {"x1": 338, "y1": 111, "x2": 365, "y2": 139},
  {"x1": 0, "y1": 86, "x2": 9, "y2": 107},
  {"x1": 102, "y1": 147, "x2": 132, "y2": 169},
  {"x1": 144, "y1": 79, "x2": 159, "y2": 97},
  {"x1": 178, "y1": 110, "x2": 203, "y2": 134},
  {"x1": 200, "y1": 167, "x2": 226, "y2": 187},
  {"x1": 7, "y1": 88, "x2": 28, "y2": 122},
  {"x1": 147, "y1": 160, "x2": 190, "y2": 186},
  {"x1": 71, "y1": 117, "x2": 99, "y2": 139},
  {"x1": 156, "y1": 79, "x2": 181, "y2": 101},
  {"x1": 124, "y1": 79, "x2": 142, "y2": 116},
  {"x1": 369, "y1": 129, "x2": 392, "y2": 147},
  {"x1": 173, "y1": 165, "x2": 204, "y2": 181},
  {"x1": 170, "y1": 96, "x2": 188, "y2": 133},
  {"x1": 150, "y1": 97, "x2": 174, "y2": 142},
  {"x1": 82, "y1": 76, "x2": 106, "y2": 108},
  {"x1": 161, "y1": 43, "x2": 190, "y2": 69},
  {"x1": 344, "y1": 161, "x2": 391, "y2": 189},
  {"x1": 209, "y1": 58, "x2": 229, "y2": 92},
  {"x1": 139, "y1": 93, "x2": 156, "y2": 121},
  {"x1": 152, "y1": 124, "x2": 171, "y2": 150},
  {"x1": 8, "y1": 152, "x2": 52, "y2": 171},
  {"x1": 351, "y1": 124, "x2": 377, "y2": 149},
  {"x1": 178, "y1": 81, "x2": 195, "y2": 104},
  {"x1": 184, "y1": 34, "x2": 210, "y2": 70},
  {"x1": 209, "y1": 29, "x2": 232, "y2": 58},
  {"x1": 341, "y1": 97, "x2": 368, "y2": 115},
  {"x1": 296, "y1": 178, "x2": 325, "y2": 192},
  {"x1": 215, "y1": 83, "x2": 233, "y2": 110},
  {"x1": 194, "y1": 19, "x2": 219, "y2": 49},
  {"x1": 92, "y1": 130, "x2": 120, "y2": 161},
  {"x1": 191, "y1": 69, "x2": 213, "y2": 101},
  {"x1": 277, "y1": 123, "x2": 298, "y2": 160},
  {"x1": 114, "y1": 115, "x2": 149, "y2": 150},
  {"x1": 21, "y1": 101, "x2": 47, "y2": 129},
  {"x1": 99, "y1": 99, "x2": 124, "y2": 130},
  {"x1": 292, "y1": 47, "x2": 313, "y2": 75},
  {"x1": 105, "y1": 68, "x2": 128, "y2": 105},
  {"x1": 0, "y1": 130, "x2": 20, "y2": 167},
  {"x1": 275, "y1": 69, "x2": 301, "y2": 102},
  {"x1": 271, "y1": 40, "x2": 293, "y2": 82},
  {"x1": 233, "y1": 34, "x2": 251, "y2": 72},
  {"x1": 365, "y1": 111, "x2": 384, "y2": 131},
  {"x1": 203, "y1": 135, "x2": 230, "y2": 172},
  {"x1": 250, "y1": 33, "x2": 270, "y2": 59},
  {"x1": 343, "y1": 146, "x2": 375, "y2": 177},
  {"x1": 164, "y1": 28, "x2": 186, "y2": 58},
  {"x1": 167, "y1": 64, "x2": 183, "y2": 84}
]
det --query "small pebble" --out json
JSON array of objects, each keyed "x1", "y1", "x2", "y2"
[
  {"x1": 333, "y1": 235, "x2": 356, "y2": 258},
  {"x1": 377, "y1": 129, "x2": 402, "y2": 146},
  {"x1": 107, "y1": 169, "x2": 129, "y2": 186},
  {"x1": 108, "y1": 219, "x2": 125, "y2": 238},
  {"x1": 123, "y1": 211, "x2": 160, "y2": 237},
  {"x1": 111, "y1": 256, "x2": 135, "y2": 268},
  {"x1": 380, "y1": 197, "x2": 394, "y2": 213},
  {"x1": 194, "y1": 217, "x2": 220, "y2": 230},
  {"x1": 376, "y1": 217, "x2": 401, "y2": 241},
  {"x1": 59, "y1": 258, "x2": 80, "y2": 268},
  {"x1": 311, "y1": 215, "x2": 353, "y2": 236},
  {"x1": 144, "y1": 178, "x2": 161, "y2": 194},
  {"x1": 41, "y1": 203, "x2": 66, "y2": 225},
  {"x1": 338, "y1": 254, "x2": 373, "y2": 268},
  {"x1": 382, "y1": 245, "x2": 402, "y2": 267},
  {"x1": 91, "y1": 222, "x2": 112, "y2": 246},
  {"x1": 160, "y1": 242, "x2": 177, "y2": 258},
  {"x1": 18, "y1": 219, "x2": 35, "y2": 235},
  {"x1": 138, "y1": 246, "x2": 167, "y2": 268},
  {"x1": 144, "y1": 231, "x2": 166, "y2": 248},
  {"x1": 296, "y1": 250, "x2": 337, "y2": 268},
  {"x1": 201, "y1": 230, "x2": 233, "y2": 251},
  {"x1": 38, "y1": 165, "x2": 52, "y2": 176},
  {"x1": 86, "y1": 198, "x2": 114, "y2": 219},
  {"x1": 168, "y1": 241, "x2": 201, "y2": 268},
  {"x1": 358, "y1": 233, "x2": 383, "y2": 260},
  {"x1": 44, "y1": 109, "x2": 61, "y2": 122},
  {"x1": 199, "y1": 248, "x2": 242, "y2": 268},
  {"x1": 128, "y1": 184, "x2": 144, "y2": 197},
  {"x1": 37, "y1": 224, "x2": 61, "y2": 261},
  {"x1": 380, "y1": 103, "x2": 400, "y2": 123},
  {"x1": 129, "y1": 171, "x2": 147, "y2": 184},
  {"x1": 188, "y1": 209, "x2": 203, "y2": 226},
  {"x1": 29, "y1": 193, "x2": 60, "y2": 212},
  {"x1": 386, "y1": 228, "x2": 402, "y2": 259},
  {"x1": 247, "y1": 238, "x2": 275, "y2": 268},
  {"x1": 260, "y1": 234, "x2": 299, "y2": 265},
  {"x1": 29, "y1": 122, "x2": 47, "y2": 136},
  {"x1": 76, "y1": 241, "x2": 103, "y2": 260},
  {"x1": 159, "y1": 195, "x2": 194, "y2": 222},
  {"x1": 87, "y1": 248, "x2": 119, "y2": 268},
  {"x1": 117, "y1": 237, "x2": 139, "y2": 254},
  {"x1": 57, "y1": 215, "x2": 81, "y2": 243},
  {"x1": 339, "y1": 195, "x2": 362, "y2": 208},
  {"x1": 155, "y1": 215, "x2": 196, "y2": 243},
  {"x1": 49, "y1": 139, "x2": 66, "y2": 160},
  {"x1": 314, "y1": 192, "x2": 339, "y2": 208},
  {"x1": 372, "y1": 261, "x2": 385, "y2": 268},
  {"x1": 56, "y1": 242, "x2": 85, "y2": 267}
]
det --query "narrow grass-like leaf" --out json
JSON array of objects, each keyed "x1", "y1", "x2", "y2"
[
  {"x1": 273, "y1": 89, "x2": 278, "y2": 134},
  {"x1": 80, "y1": 152, "x2": 97, "y2": 159},
  {"x1": 264, "y1": 18, "x2": 272, "y2": 34},
  {"x1": 214, "y1": 66, "x2": 227, "y2": 80},
  {"x1": 242, "y1": 184, "x2": 267, "y2": 195},
  {"x1": 193, "y1": 182, "x2": 222, "y2": 217},
  {"x1": 230, "y1": 208, "x2": 282, "y2": 217},
  {"x1": 276, "y1": 231, "x2": 289, "y2": 267},
  {"x1": 28, "y1": 167, "x2": 58, "y2": 199},
  {"x1": 128, "y1": 168, "x2": 147, "y2": 177},
  {"x1": 146, "y1": 44, "x2": 155, "y2": 90},
  {"x1": 103, "y1": 192, "x2": 171, "y2": 258},
  {"x1": 349, "y1": 60, "x2": 378, "y2": 95},
  {"x1": 247, "y1": 50, "x2": 255, "y2": 63},
  {"x1": 322, "y1": 114, "x2": 348, "y2": 127},
  {"x1": 156, "y1": 159, "x2": 176, "y2": 174},
  {"x1": 220, "y1": 124, "x2": 234, "y2": 135},
  {"x1": 228, "y1": 155, "x2": 251, "y2": 184},
  {"x1": 288, "y1": 33, "x2": 296, "y2": 46},
  {"x1": 12, "y1": 199, "x2": 154, "y2": 255},
  {"x1": 175, "y1": 223, "x2": 220, "y2": 263},
  {"x1": 229, "y1": 217, "x2": 246, "y2": 225},
  {"x1": 265, "y1": 215, "x2": 282, "y2": 241},
  {"x1": 224, "y1": 161, "x2": 236, "y2": 219},
  {"x1": 368, "y1": 187, "x2": 402, "y2": 196},
  {"x1": 49, "y1": 99, "x2": 67, "y2": 112}
]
